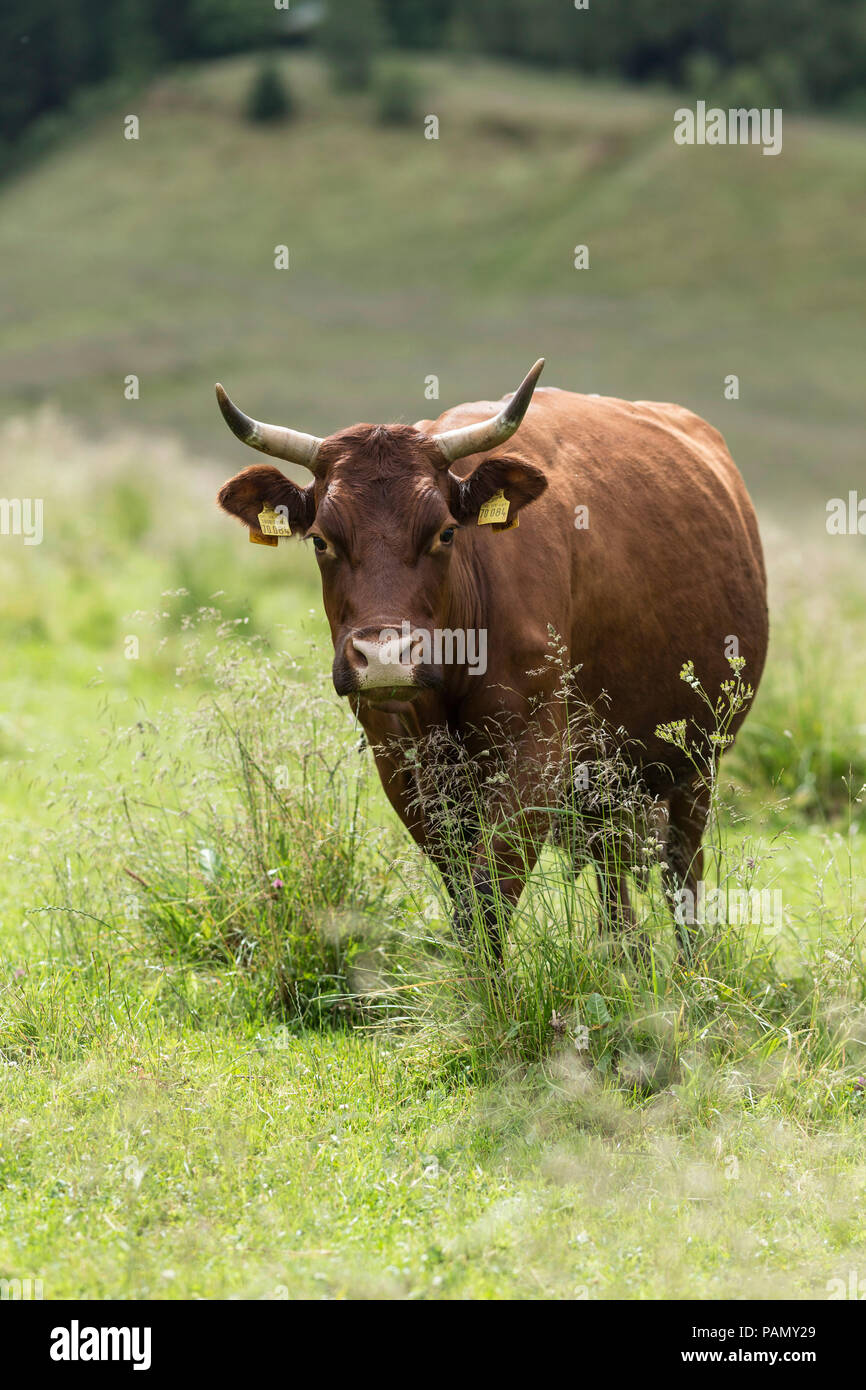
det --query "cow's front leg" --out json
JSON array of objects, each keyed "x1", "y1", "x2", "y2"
[
  {"x1": 363, "y1": 728, "x2": 489, "y2": 947},
  {"x1": 444, "y1": 709, "x2": 561, "y2": 961},
  {"x1": 451, "y1": 865, "x2": 503, "y2": 960},
  {"x1": 450, "y1": 811, "x2": 544, "y2": 962}
]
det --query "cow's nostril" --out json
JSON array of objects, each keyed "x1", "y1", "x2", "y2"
[{"x1": 349, "y1": 639, "x2": 369, "y2": 670}]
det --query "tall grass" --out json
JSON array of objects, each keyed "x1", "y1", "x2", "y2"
[
  {"x1": 359, "y1": 653, "x2": 866, "y2": 1128},
  {"x1": 13, "y1": 621, "x2": 412, "y2": 1047}
]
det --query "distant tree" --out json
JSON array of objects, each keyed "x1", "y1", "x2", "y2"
[
  {"x1": 146, "y1": 0, "x2": 197, "y2": 62},
  {"x1": 319, "y1": 0, "x2": 385, "y2": 92},
  {"x1": 246, "y1": 60, "x2": 293, "y2": 123},
  {"x1": 185, "y1": 0, "x2": 277, "y2": 58},
  {"x1": 380, "y1": 0, "x2": 452, "y2": 49}
]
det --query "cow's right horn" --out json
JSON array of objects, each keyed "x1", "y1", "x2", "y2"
[
  {"x1": 432, "y1": 358, "x2": 545, "y2": 463},
  {"x1": 215, "y1": 384, "x2": 323, "y2": 471}
]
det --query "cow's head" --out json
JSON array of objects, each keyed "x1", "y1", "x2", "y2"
[{"x1": 215, "y1": 361, "x2": 547, "y2": 702}]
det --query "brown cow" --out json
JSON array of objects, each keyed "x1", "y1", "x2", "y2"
[{"x1": 215, "y1": 361, "x2": 768, "y2": 953}]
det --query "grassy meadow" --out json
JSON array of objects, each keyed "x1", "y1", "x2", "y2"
[{"x1": 0, "y1": 52, "x2": 865, "y2": 1300}]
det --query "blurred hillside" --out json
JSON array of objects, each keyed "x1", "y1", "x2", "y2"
[
  {"x1": 5, "y1": 0, "x2": 866, "y2": 155},
  {"x1": 0, "y1": 51, "x2": 863, "y2": 514}
]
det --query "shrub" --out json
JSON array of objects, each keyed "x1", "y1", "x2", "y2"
[
  {"x1": 683, "y1": 50, "x2": 724, "y2": 100},
  {"x1": 245, "y1": 61, "x2": 293, "y2": 124},
  {"x1": 373, "y1": 61, "x2": 420, "y2": 126}
]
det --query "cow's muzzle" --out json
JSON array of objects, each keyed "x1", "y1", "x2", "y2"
[{"x1": 333, "y1": 626, "x2": 440, "y2": 700}]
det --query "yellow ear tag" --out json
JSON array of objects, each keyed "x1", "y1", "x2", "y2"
[
  {"x1": 257, "y1": 504, "x2": 292, "y2": 538},
  {"x1": 477, "y1": 489, "x2": 511, "y2": 526},
  {"x1": 249, "y1": 503, "x2": 292, "y2": 546}
]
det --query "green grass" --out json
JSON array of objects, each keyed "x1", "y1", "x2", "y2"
[
  {"x1": 2, "y1": 55, "x2": 866, "y2": 1301},
  {"x1": 3, "y1": 731, "x2": 866, "y2": 1298},
  {"x1": 2, "y1": 1025, "x2": 866, "y2": 1300}
]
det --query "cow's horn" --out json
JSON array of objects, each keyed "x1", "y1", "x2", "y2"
[
  {"x1": 432, "y1": 359, "x2": 545, "y2": 463},
  {"x1": 215, "y1": 384, "x2": 323, "y2": 471}
]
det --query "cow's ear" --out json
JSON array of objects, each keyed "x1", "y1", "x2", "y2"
[
  {"x1": 217, "y1": 463, "x2": 316, "y2": 537},
  {"x1": 450, "y1": 454, "x2": 547, "y2": 524}
]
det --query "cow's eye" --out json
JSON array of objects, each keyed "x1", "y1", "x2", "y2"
[
  {"x1": 439, "y1": 527, "x2": 455, "y2": 545},
  {"x1": 311, "y1": 535, "x2": 328, "y2": 553}
]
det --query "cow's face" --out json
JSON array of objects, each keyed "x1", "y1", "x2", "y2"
[
  {"x1": 214, "y1": 360, "x2": 547, "y2": 702},
  {"x1": 217, "y1": 423, "x2": 546, "y2": 702}
]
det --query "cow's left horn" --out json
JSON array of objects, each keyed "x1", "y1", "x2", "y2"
[
  {"x1": 215, "y1": 384, "x2": 323, "y2": 471},
  {"x1": 432, "y1": 359, "x2": 545, "y2": 463}
]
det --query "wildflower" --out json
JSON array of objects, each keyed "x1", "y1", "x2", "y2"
[
  {"x1": 679, "y1": 660, "x2": 701, "y2": 690},
  {"x1": 655, "y1": 719, "x2": 687, "y2": 750}
]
